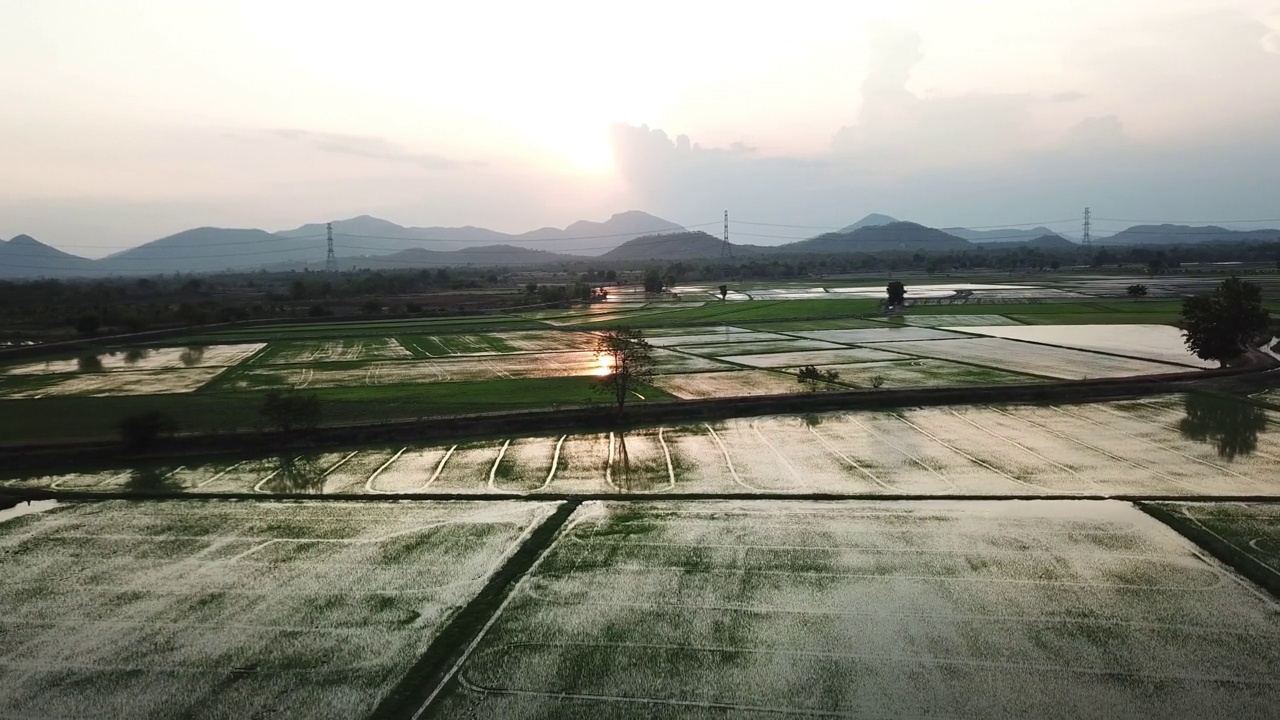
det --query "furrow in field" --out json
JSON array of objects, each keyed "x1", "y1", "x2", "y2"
[{"x1": 987, "y1": 406, "x2": 1201, "y2": 494}]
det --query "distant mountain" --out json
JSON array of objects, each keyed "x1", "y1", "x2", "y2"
[
  {"x1": 786, "y1": 222, "x2": 972, "y2": 254},
  {"x1": 78, "y1": 211, "x2": 686, "y2": 275},
  {"x1": 599, "y1": 231, "x2": 766, "y2": 262},
  {"x1": 944, "y1": 226, "x2": 1059, "y2": 243},
  {"x1": 274, "y1": 210, "x2": 685, "y2": 256},
  {"x1": 515, "y1": 211, "x2": 686, "y2": 254},
  {"x1": 331, "y1": 244, "x2": 577, "y2": 270},
  {"x1": 975, "y1": 233, "x2": 1076, "y2": 250},
  {"x1": 838, "y1": 213, "x2": 898, "y2": 233},
  {"x1": 1097, "y1": 224, "x2": 1280, "y2": 246},
  {"x1": 99, "y1": 227, "x2": 314, "y2": 274},
  {"x1": 0, "y1": 234, "x2": 95, "y2": 278}
]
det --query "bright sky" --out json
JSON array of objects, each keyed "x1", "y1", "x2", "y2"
[{"x1": 2, "y1": 0, "x2": 1279, "y2": 254}]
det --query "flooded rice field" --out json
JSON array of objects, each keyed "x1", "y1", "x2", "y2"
[
  {"x1": 0, "y1": 344, "x2": 265, "y2": 375},
  {"x1": 428, "y1": 499, "x2": 1280, "y2": 719},
  {"x1": 957, "y1": 324, "x2": 1215, "y2": 369},
  {"x1": 0, "y1": 500, "x2": 557, "y2": 719},
  {"x1": 11, "y1": 395, "x2": 1278, "y2": 497}
]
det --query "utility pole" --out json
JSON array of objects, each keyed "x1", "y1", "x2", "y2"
[
  {"x1": 1081, "y1": 207, "x2": 1092, "y2": 247},
  {"x1": 720, "y1": 210, "x2": 732, "y2": 274},
  {"x1": 325, "y1": 222, "x2": 338, "y2": 273}
]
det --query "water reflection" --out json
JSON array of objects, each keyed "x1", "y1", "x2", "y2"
[
  {"x1": 258, "y1": 454, "x2": 327, "y2": 494},
  {"x1": 1177, "y1": 393, "x2": 1269, "y2": 460},
  {"x1": 122, "y1": 467, "x2": 182, "y2": 493},
  {"x1": 123, "y1": 348, "x2": 150, "y2": 366},
  {"x1": 611, "y1": 433, "x2": 663, "y2": 491},
  {"x1": 179, "y1": 346, "x2": 207, "y2": 367},
  {"x1": 77, "y1": 354, "x2": 104, "y2": 372}
]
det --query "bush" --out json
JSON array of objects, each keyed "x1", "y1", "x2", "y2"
[
  {"x1": 119, "y1": 411, "x2": 178, "y2": 452},
  {"x1": 260, "y1": 390, "x2": 322, "y2": 432}
]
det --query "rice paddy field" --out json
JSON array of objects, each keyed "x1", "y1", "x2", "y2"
[
  {"x1": 9, "y1": 394, "x2": 1279, "y2": 498},
  {"x1": 0, "y1": 278, "x2": 1239, "y2": 440},
  {"x1": 0, "y1": 499, "x2": 559, "y2": 719},
  {"x1": 4, "y1": 278, "x2": 1280, "y2": 717},
  {"x1": 425, "y1": 499, "x2": 1280, "y2": 719}
]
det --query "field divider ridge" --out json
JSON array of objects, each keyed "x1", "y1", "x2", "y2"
[{"x1": 366, "y1": 499, "x2": 582, "y2": 720}]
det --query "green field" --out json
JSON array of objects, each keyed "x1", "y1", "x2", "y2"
[{"x1": 0, "y1": 376, "x2": 674, "y2": 443}]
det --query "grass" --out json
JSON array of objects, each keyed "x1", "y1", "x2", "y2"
[
  {"x1": 177, "y1": 314, "x2": 547, "y2": 343},
  {"x1": 0, "y1": 376, "x2": 677, "y2": 443},
  {"x1": 1140, "y1": 502, "x2": 1280, "y2": 599}
]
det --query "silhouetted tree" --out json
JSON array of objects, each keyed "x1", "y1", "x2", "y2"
[
  {"x1": 261, "y1": 390, "x2": 322, "y2": 432},
  {"x1": 594, "y1": 328, "x2": 655, "y2": 410},
  {"x1": 1181, "y1": 277, "x2": 1270, "y2": 363},
  {"x1": 1127, "y1": 284, "x2": 1148, "y2": 298},
  {"x1": 886, "y1": 281, "x2": 907, "y2": 307},
  {"x1": 796, "y1": 365, "x2": 840, "y2": 392},
  {"x1": 642, "y1": 269, "x2": 664, "y2": 293},
  {"x1": 119, "y1": 411, "x2": 178, "y2": 452}
]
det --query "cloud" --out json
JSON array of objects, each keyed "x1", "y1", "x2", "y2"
[
  {"x1": 830, "y1": 24, "x2": 1065, "y2": 174},
  {"x1": 274, "y1": 129, "x2": 465, "y2": 170}
]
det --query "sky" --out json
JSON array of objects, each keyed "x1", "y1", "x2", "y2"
[{"x1": 2, "y1": 0, "x2": 1279, "y2": 257}]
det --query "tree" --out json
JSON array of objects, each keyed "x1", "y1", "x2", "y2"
[
  {"x1": 886, "y1": 281, "x2": 906, "y2": 307},
  {"x1": 260, "y1": 390, "x2": 322, "y2": 432},
  {"x1": 718, "y1": 284, "x2": 728, "y2": 301},
  {"x1": 1127, "y1": 284, "x2": 1148, "y2": 298},
  {"x1": 118, "y1": 411, "x2": 178, "y2": 452},
  {"x1": 796, "y1": 365, "x2": 840, "y2": 392},
  {"x1": 594, "y1": 328, "x2": 655, "y2": 410},
  {"x1": 1181, "y1": 277, "x2": 1270, "y2": 363},
  {"x1": 74, "y1": 313, "x2": 100, "y2": 336},
  {"x1": 642, "y1": 268, "x2": 664, "y2": 294}
]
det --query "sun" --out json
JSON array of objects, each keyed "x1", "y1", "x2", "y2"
[
  {"x1": 591, "y1": 354, "x2": 615, "y2": 377},
  {"x1": 524, "y1": 118, "x2": 615, "y2": 175}
]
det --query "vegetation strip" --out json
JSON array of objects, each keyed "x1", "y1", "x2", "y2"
[
  {"x1": 366, "y1": 499, "x2": 580, "y2": 720},
  {"x1": 3, "y1": 360, "x2": 1274, "y2": 472},
  {"x1": 1136, "y1": 502, "x2": 1280, "y2": 600},
  {"x1": 13, "y1": 489, "x2": 1280, "y2": 505}
]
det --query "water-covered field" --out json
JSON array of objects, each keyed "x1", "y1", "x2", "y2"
[
  {"x1": 427, "y1": 499, "x2": 1280, "y2": 718},
  {"x1": 0, "y1": 500, "x2": 557, "y2": 719},
  {"x1": 10, "y1": 395, "x2": 1277, "y2": 497}
]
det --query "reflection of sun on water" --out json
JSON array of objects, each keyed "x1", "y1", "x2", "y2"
[{"x1": 591, "y1": 355, "x2": 615, "y2": 377}]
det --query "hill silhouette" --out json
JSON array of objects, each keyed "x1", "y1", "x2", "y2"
[{"x1": 786, "y1": 222, "x2": 972, "y2": 254}]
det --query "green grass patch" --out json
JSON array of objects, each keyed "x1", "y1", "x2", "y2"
[
  {"x1": 178, "y1": 315, "x2": 547, "y2": 344},
  {"x1": 0, "y1": 376, "x2": 676, "y2": 443}
]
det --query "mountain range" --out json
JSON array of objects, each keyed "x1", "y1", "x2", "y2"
[{"x1": 4, "y1": 212, "x2": 1280, "y2": 279}]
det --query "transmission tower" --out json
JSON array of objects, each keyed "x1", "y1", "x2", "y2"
[
  {"x1": 719, "y1": 210, "x2": 732, "y2": 268},
  {"x1": 1081, "y1": 207, "x2": 1092, "y2": 247},
  {"x1": 325, "y1": 222, "x2": 338, "y2": 273}
]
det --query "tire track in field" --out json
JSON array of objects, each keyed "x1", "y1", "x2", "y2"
[
  {"x1": 1050, "y1": 405, "x2": 1260, "y2": 485},
  {"x1": 752, "y1": 420, "x2": 802, "y2": 487},
  {"x1": 604, "y1": 432, "x2": 618, "y2": 490},
  {"x1": 658, "y1": 428, "x2": 677, "y2": 490},
  {"x1": 49, "y1": 471, "x2": 129, "y2": 491},
  {"x1": 536, "y1": 436, "x2": 567, "y2": 491},
  {"x1": 365, "y1": 447, "x2": 407, "y2": 493},
  {"x1": 702, "y1": 423, "x2": 761, "y2": 491},
  {"x1": 487, "y1": 440, "x2": 512, "y2": 490},
  {"x1": 806, "y1": 425, "x2": 893, "y2": 490},
  {"x1": 195, "y1": 461, "x2": 244, "y2": 489},
  {"x1": 890, "y1": 412, "x2": 1044, "y2": 492},
  {"x1": 988, "y1": 406, "x2": 1200, "y2": 492},
  {"x1": 844, "y1": 415, "x2": 958, "y2": 492},
  {"x1": 945, "y1": 409, "x2": 1091, "y2": 488}
]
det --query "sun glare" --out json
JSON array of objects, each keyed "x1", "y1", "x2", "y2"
[{"x1": 591, "y1": 355, "x2": 615, "y2": 377}]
